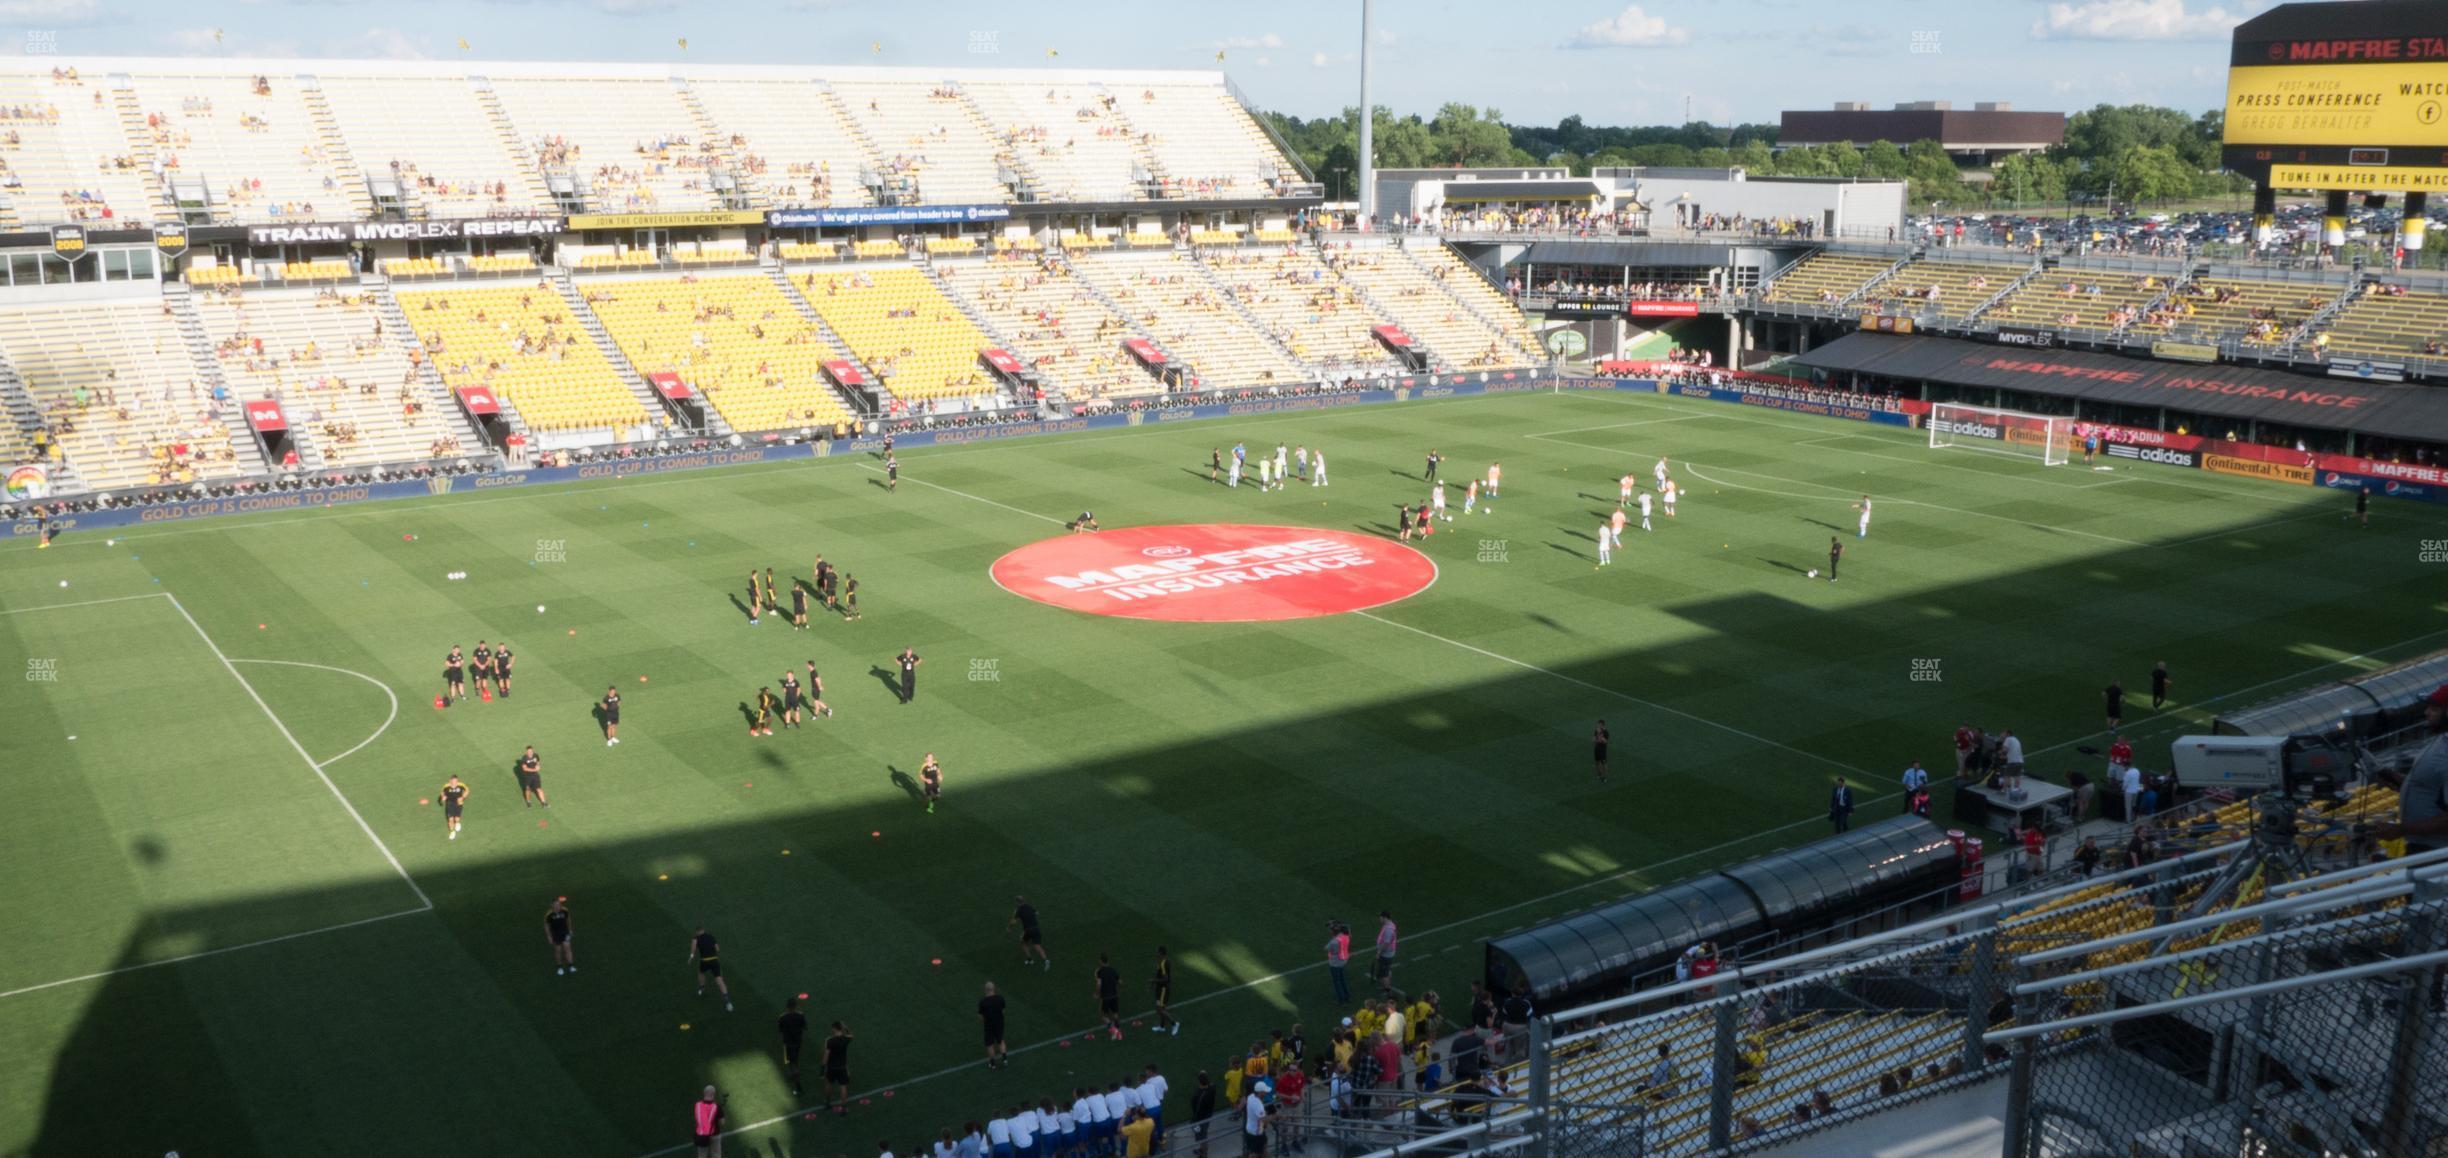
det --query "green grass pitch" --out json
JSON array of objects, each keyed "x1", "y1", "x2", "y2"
[{"x1": 1, "y1": 387, "x2": 2440, "y2": 1156}]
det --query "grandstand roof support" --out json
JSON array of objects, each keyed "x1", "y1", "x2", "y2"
[{"x1": 1358, "y1": 0, "x2": 1376, "y2": 225}]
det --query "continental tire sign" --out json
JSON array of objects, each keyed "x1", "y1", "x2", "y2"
[{"x1": 2203, "y1": 453, "x2": 2314, "y2": 485}]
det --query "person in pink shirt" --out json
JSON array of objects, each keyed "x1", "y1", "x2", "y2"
[{"x1": 692, "y1": 1085, "x2": 723, "y2": 1157}]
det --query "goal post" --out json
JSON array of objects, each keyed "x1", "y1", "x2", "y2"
[{"x1": 1927, "y1": 403, "x2": 2070, "y2": 466}]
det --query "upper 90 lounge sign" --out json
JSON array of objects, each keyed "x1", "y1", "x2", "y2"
[{"x1": 990, "y1": 524, "x2": 1436, "y2": 623}]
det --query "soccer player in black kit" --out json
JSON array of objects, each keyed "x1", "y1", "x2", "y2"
[
  {"x1": 790, "y1": 580, "x2": 809, "y2": 630},
  {"x1": 495, "y1": 644, "x2": 515, "y2": 697},
  {"x1": 471, "y1": 640, "x2": 495, "y2": 700},
  {"x1": 1152, "y1": 946, "x2": 1179, "y2": 1035},
  {"x1": 920, "y1": 752, "x2": 942, "y2": 814},
  {"x1": 1593, "y1": 719, "x2": 1610, "y2": 782},
  {"x1": 1424, "y1": 448, "x2": 1441, "y2": 483},
  {"x1": 1094, "y1": 953, "x2": 1124, "y2": 1040},
  {"x1": 444, "y1": 645, "x2": 465, "y2": 705},
  {"x1": 1827, "y1": 537, "x2": 1843, "y2": 582},
  {"x1": 777, "y1": 996, "x2": 810, "y2": 1096},
  {"x1": 822, "y1": 1021, "x2": 855, "y2": 1115},
  {"x1": 1010, "y1": 895, "x2": 1050, "y2": 970},
  {"x1": 546, "y1": 897, "x2": 575, "y2": 974},
  {"x1": 690, "y1": 926, "x2": 732, "y2": 1011},
  {"x1": 600, "y1": 685, "x2": 622, "y2": 746},
  {"x1": 518, "y1": 745, "x2": 548, "y2": 808},
  {"x1": 897, "y1": 647, "x2": 921, "y2": 704},
  {"x1": 805, "y1": 661, "x2": 834, "y2": 718},
  {"x1": 842, "y1": 575, "x2": 860, "y2": 621},
  {"x1": 753, "y1": 686, "x2": 778, "y2": 737},
  {"x1": 886, "y1": 452, "x2": 899, "y2": 492},
  {"x1": 781, "y1": 669, "x2": 804, "y2": 729},
  {"x1": 440, "y1": 774, "x2": 469, "y2": 839},
  {"x1": 2151, "y1": 661, "x2": 2172, "y2": 710}
]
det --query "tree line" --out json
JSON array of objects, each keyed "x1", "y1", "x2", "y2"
[{"x1": 1264, "y1": 103, "x2": 2251, "y2": 209}]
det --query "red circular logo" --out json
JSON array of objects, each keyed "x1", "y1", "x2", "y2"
[{"x1": 990, "y1": 524, "x2": 1437, "y2": 622}]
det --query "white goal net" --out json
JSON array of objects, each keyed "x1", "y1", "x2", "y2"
[{"x1": 1927, "y1": 403, "x2": 2069, "y2": 466}]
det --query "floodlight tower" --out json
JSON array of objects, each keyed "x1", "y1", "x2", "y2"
[{"x1": 1358, "y1": 0, "x2": 1375, "y2": 226}]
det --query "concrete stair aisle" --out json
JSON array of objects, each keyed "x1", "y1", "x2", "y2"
[
  {"x1": 1091, "y1": 83, "x2": 1168, "y2": 197},
  {"x1": 1962, "y1": 262, "x2": 2047, "y2": 327},
  {"x1": 764, "y1": 264, "x2": 889, "y2": 416},
  {"x1": 1189, "y1": 246, "x2": 1320, "y2": 375},
  {"x1": 1050, "y1": 250, "x2": 1187, "y2": 389},
  {"x1": 917, "y1": 257, "x2": 1042, "y2": 402},
  {"x1": 816, "y1": 85, "x2": 892, "y2": 200},
  {"x1": 673, "y1": 81, "x2": 761, "y2": 210},
  {"x1": 110, "y1": 84, "x2": 177, "y2": 222},
  {"x1": 161, "y1": 282, "x2": 281, "y2": 474},
  {"x1": 551, "y1": 269, "x2": 721, "y2": 436},
  {"x1": 0, "y1": 354, "x2": 86, "y2": 492},
  {"x1": 1392, "y1": 240, "x2": 1543, "y2": 362},
  {"x1": 298, "y1": 82, "x2": 377, "y2": 220},
  {"x1": 472, "y1": 82, "x2": 557, "y2": 213},
  {"x1": 949, "y1": 82, "x2": 1041, "y2": 202},
  {"x1": 367, "y1": 281, "x2": 502, "y2": 459},
  {"x1": 1316, "y1": 244, "x2": 1443, "y2": 370}
]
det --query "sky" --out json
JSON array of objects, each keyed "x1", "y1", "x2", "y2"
[{"x1": 2, "y1": 0, "x2": 2279, "y2": 126}]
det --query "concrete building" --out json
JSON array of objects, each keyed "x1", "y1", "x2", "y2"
[{"x1": 1599, "y1": 168, "x2": 1908, "y2": 241}]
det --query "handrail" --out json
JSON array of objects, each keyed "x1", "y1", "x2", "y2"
[
  {"x1": 2267, "y1": 844, "x2": 2448, "y2": 896},
  {"x1": 1985, "y1": 947, "x2": 2448, "y2": 1043},
  {"x1": 2009, "y1": 905, "x2": 2397, "y2": 997},
  {"x1": 2015, "y1": 876, "x2": 2411, "y2": 968},
  {"x1": 1543, "y1": 837, "x2": 2252, "y2": 1028}
]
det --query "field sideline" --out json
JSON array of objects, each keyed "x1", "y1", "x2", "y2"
[{"x1": 2, "y1": 386, "x2": 2440, "y2": 1157}]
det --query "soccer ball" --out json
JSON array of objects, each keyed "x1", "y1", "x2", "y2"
[
  {"x1": 536, "y1": 605, "x2": 547, "y2": 613},
  {"x1": 58, "y1": 580, "x2": 67, "y2": 588},
  {"x1": 1807, "y1": 569, "x2": 1819, "y2": 579}
]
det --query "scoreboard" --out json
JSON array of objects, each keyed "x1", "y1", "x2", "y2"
[{"x1": 2222, "y1": 1, "x2": 2448, "y2": 189}]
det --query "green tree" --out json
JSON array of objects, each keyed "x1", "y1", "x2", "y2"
[
  {"x1": 1860, "y1": 140, "x2": 1907, "y2": 179},
  {"x1": 1823, "y1": 141, "x2": 1865, "y2": 178}
]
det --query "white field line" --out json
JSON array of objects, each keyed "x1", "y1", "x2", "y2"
[
  {"x1": 164, "y1": 593, "x2": 431, "y2": 910},
  {"x1": 0, "y1": 594, "x2": 430, "y2": 1002},
  {"x1": 227, "y1": 658, "x2": 400, "y2": 768},
  {"x1": 1677, "y1": 461, "x2": 2149, "y2": 548}
]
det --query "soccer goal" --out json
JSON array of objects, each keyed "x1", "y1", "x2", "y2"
[{"x1": 1927, "y1": 403, "x2": 2070, "y2": 466}]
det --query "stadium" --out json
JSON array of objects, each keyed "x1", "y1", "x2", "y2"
[{"x1": 3, "y1": 1, "x2": 2447, "y2": 1156}]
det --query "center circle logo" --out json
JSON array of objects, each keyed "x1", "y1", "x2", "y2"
[{"x1": 991, "y1": 524, "x2": 1438, "y2": 623}]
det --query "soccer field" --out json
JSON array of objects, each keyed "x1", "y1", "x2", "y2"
[{"x1": 2, "y1": 387, "x2": 2440, "y2": 1156}]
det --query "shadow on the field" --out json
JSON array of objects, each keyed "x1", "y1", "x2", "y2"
[
  {"x1": 887, "y1": 766, "x2": 920, "y2": 800},
  {"x1": 1799, "y1": 517, "x2": 1847, "y2": 534},
  {"x1": 728, "y1": 593, "x2": 759, "y2": 622},
  {"x1": 869, "y1": 664, "x2": 904, "y2": 702},
  {"x1": 11, "y1": 440, "x2": 2433, "y2": 1158}
]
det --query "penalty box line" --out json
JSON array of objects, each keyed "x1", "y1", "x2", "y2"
[{"x1": 0, "y1": 592, "x2": 432, "y2": 1003}]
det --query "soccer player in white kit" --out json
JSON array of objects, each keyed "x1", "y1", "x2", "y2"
[
  {"x1": 1312, "y1": 447, "x2": 1328, "y2": 487},
  {"x1": 1856, "y1": 494, "x2": 1872, "y2": 538},
  {"x1": 1654, "y1": 456, "x2": 1670, "y2": 490},
  {"x1": 1431, "y1": 481, "x2": 1449, "y2": 521},
  {"x1": 1486, "y1": 462, "x2": 1501, "y2": 500},
  {"x1": 1227, "y1": 454, "x2": 1242, "y2": 488},
  {"x1": 1662, "y1": 478, "x2": 1678, "y2": 517},
  {"x1": 1637, "y1": 489, "x2": 1653, "y2": 530},
  {"x1": 1275, "y1": 443, "x2": 1290, "y2": 483},
  {"x1": 1257, "y1": 455, "x2": 1273, "y2": 490},
  {"x1": 1597, "y1": 519, "x2": 1613, "y2": 565},
  {"x1": 1295, "y1": 444, "x2": 1309, "y2": 480}
]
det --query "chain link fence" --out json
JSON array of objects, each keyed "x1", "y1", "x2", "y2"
[{"x1": 2004, "y1": 874, "x2": 2448, "y2": 1158}]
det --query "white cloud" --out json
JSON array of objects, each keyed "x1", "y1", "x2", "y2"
[
  {"x1": 1311, "y1": 51, "x2": 1328, "y2": 67},
  {"x1": 1218, "y1": 33, "x2": 1283, "y2": 51},
  {"x1": 1566, "y1": 5, "x2": 1689, "y2": 49},
  {"x1": 2031, "y1": 0, "x2": 2245, "y2": 42},
  {"x1": 0, "y1": 0, "x2": 100, "y2": 23}
]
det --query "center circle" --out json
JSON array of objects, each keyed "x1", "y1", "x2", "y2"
[{"x1": 989, "y1": 524, "x2": 1438, "y2": 623}]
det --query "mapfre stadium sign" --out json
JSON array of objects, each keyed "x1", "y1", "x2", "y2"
[
  {"x1": 244, "y1": 217, "x2": 565, "y2": 246},
  {"x1": 990, "y1": 524, "x2": 1437, "y2": 623}
]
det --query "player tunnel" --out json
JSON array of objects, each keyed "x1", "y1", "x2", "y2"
[{"x1": 1484, "y1": 815, "x2": 1960, "y2": 1008}]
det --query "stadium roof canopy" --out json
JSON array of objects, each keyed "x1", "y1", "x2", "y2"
[
  {"x1": 1485, "y1": 816, "x2": 1954, "y2": 1003},
  {"x1": 1794, "y1": 332, "x2": 2448, "y2": 440}
]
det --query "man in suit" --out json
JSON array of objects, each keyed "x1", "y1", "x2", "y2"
[{"x1": 1829, "y1": 778, "x2": 1854, "y2": 833}]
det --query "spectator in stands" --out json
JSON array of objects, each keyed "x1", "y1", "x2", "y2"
[
  {"x1": 2122, "y1": 762, "x2": 2146, "y2": 822},
  {"x1": 1640, "y1": 1042, "x2": 1676, "y2": 1097},
  {"x1": 2067, "y1": 768, "x2": 2093, "y2": 822},
  {"x1": 2123, "y1": 823, "x2": 2157, "y2": 872},
  {"x1": 1448, "y1": 1022, "x2": 1486, "y2": 1084},
  {"x1": 2073, "y1": 836, "x2": 2103, "y2": 877}
]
